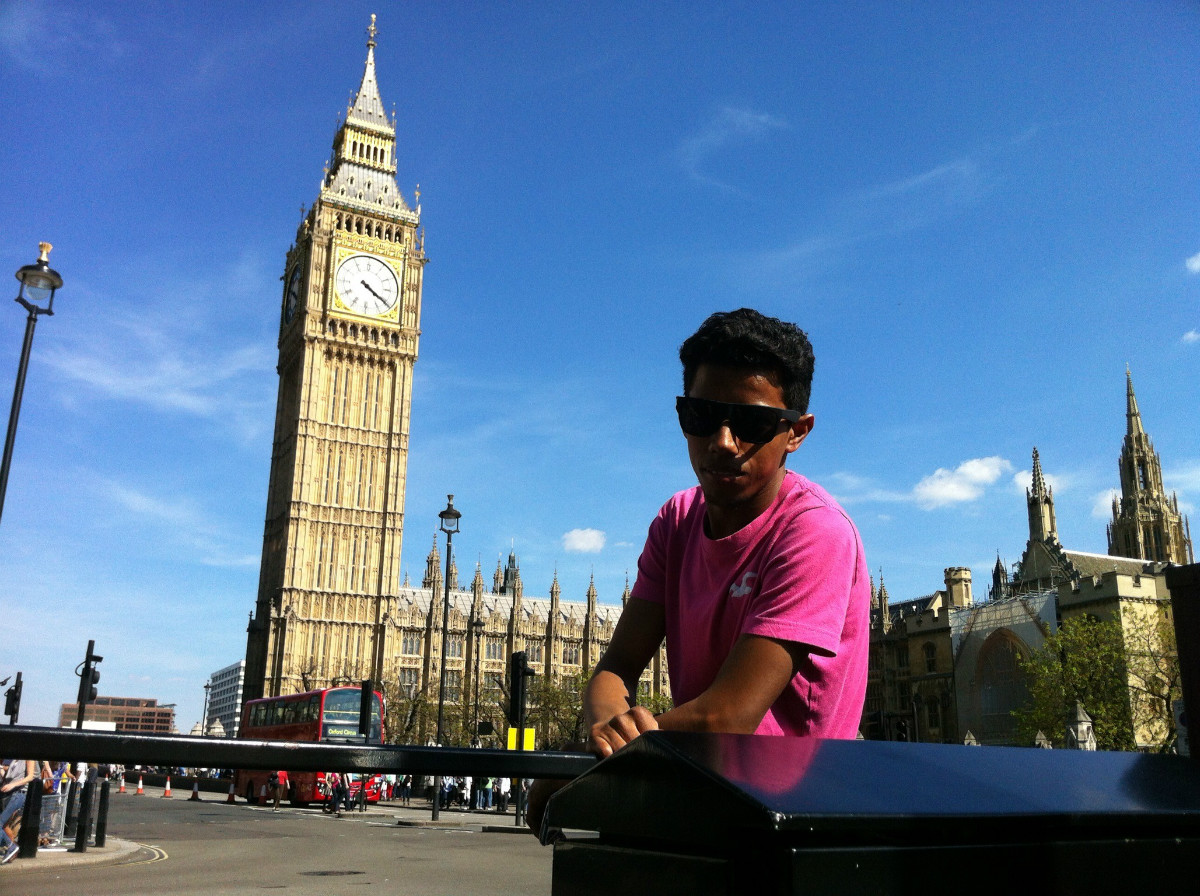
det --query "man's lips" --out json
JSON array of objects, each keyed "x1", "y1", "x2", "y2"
[{"x1": 703, "y1": 466, "x2": 743, "y2": 480}]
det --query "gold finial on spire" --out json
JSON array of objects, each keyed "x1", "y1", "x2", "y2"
[{"x1": 367, "y1": 13, "x2": 378, "y2": 49}]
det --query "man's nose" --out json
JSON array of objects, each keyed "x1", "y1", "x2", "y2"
[{"x1": 710, "y1": 423, "x2": 739, "y2": 453}]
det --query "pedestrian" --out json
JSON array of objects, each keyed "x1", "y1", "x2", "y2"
[
  {"x1": 496, "y1": 776, "x2": 510, "y2": 813},
  {"x1": 482, "y1": 776, "x2": 494, "y2": 809},
  {"x1": 0, "y1": 756, "x2": 39, "y2": 864},
  {"x1": 268, "y1": 771, "x2": 283, "y2": 811},
  {"x1": 400, "y1": 774, "x2": 411, "y2": 806}
]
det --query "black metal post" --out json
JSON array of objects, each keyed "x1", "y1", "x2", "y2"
[
  {"x1": 432, "y1": 496, "x2": 459, "y2": 822},
  {"x1": 73, "y1": 778, "x2": 93, "y2": 852},
  {"x1": 472, "y1": 618, "x2": 484, "y2": 742},
  {"x1": 94, "y1": 780, "x2": 110, "y2": 848},
  {"x1": 16, "y1": 774, "x2": 43, "y2": 859},
  {"x1": 0, "y1": 308, "x2": 39, "y2": 526},
  {"x1": 63, "y1": 778, "x2": 79, "y2": 840},
  {"x1": 359, "y1": 679, "x2": 373, "y2": 741},
  {"x1": 515, "y1": 666, "x2": 529, "y2": 828}
]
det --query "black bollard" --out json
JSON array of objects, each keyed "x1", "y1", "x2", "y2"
[
  {"x1": 16, "y1": 778, "x2": 44, "y2": 859},
  {"x1": 94, "y1": 780, "x2": 110, "y2": 848},
  {"x1": 73, "y1": 779, "x2": 94, "y2": 853},
  {"x1": 63, "y1": 778, "x2": 79, "y2": 840}
]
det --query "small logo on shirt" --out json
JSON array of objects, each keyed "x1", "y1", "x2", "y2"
[{"x1": 729, "y1": 571, "x2": 758, "y2": 599}]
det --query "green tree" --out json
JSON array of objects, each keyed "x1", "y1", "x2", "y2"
[
  {"x1": 527, "y1": 670, "x2": 589, "y2": 749},
  {"x1": 1122, "y1": 607, "x2": 1181, "y2": 752},
  {"x1": 636, "y1": 680, "x2": 675, "y2": 717},
  {"x1": 1013, "y1": 616, "x2": 1136, "y2": 751}
]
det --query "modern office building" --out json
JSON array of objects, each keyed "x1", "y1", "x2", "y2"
[
  {"x1": 207, "y1": 660, "x2": 246, "y2": 738},
  {"x1": 59, "y1": 696, "x2": 175, "y2": 734}
]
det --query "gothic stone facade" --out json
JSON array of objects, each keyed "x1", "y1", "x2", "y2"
[{"x1": 864, "y1": 372, "x2": 1184, "y2": 749}]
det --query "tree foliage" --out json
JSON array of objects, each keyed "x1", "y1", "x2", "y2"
[
  {"x1": 1122, "y1": 607, "x2": 1181, "y2": 752},
  {"x1": 1013, "y1": 616, "x2": 1135, "y2": 751}
]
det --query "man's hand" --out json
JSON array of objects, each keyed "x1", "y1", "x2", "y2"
[{"x1": 588, "y1": 705, "x2": 660, "y2": 758}]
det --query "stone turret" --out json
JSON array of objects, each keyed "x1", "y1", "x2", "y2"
[{"x1": 944, "y1": 567, "x2": 973, "y2": 608}]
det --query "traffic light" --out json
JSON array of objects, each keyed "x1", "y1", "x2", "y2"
[
  {"x1": 75, "y1": 640, "x2": 103, "y2": 728},
  {"x1": 3, "y1": 672, "x2": 21, "y2": 724},
  {"x1": 507, "y1": 651, "x2": 534, "y2": 727}
]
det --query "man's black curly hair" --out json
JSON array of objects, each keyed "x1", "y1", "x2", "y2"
[{"x1": 679, "y1": 308, "x2": 815, "y2": 413}]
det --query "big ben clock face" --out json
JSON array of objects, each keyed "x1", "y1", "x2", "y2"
[
  {"x1": 283, "y1": 266, "x2": 302, "y2": 324},
  {"x1": 334, "y1": 253, "x2": 399, "y2": 317}
]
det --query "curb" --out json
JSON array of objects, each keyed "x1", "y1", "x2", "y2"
[{"x1": 2, "y1": 837, "x2": 144, "y2": 874}]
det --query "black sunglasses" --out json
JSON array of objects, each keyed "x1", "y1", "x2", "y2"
[{"x1": 676, "y1": 396, "x2": 801, "y2": 444}]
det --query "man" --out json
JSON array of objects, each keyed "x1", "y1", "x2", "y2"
[{"x1": 530, "y1": 308, "x2": 869, "y2": 827}]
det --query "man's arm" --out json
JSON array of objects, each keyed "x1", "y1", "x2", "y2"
[
  {"x1": 656, "y1": 633, "x2": 804, "y2": 734},
  {"x1": 583, "y1": 597, "x2": 666, "y2": 757}
]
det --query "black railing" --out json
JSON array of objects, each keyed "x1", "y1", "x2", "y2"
[{"x1": 0, "y1": 726, "x2": 595, "y2": 778}]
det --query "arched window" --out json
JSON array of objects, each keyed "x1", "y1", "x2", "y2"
[{"x1": 977, "y1": 632, "x2": 1029, "y2": 742}]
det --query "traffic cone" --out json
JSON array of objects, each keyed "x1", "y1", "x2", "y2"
[
  {"x1": 118, "y1": 775, "x2": 126, "y2": 794},
  {"x1": 226, "y1": 782, "x2": 236, "y2": 804},
  {"x1": 189, "y1": 780, "x2": 201, "y2": 801},
  {"x1": 162, "y1": 776, "x2": 173, "y2": 798},
  {"x1": 136, "y1": 775, "x2": 145, "y2": 795},
  {"x1": 259, "y1": 784, "x2": 267, "y2": 803}
]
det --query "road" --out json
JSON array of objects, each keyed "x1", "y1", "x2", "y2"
[{"x1": 4, "y1": 788, "x2": 554, "y2": 896}]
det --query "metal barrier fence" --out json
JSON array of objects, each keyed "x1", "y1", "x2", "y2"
[{"x1": 0, "y1": 726, "x2": 595, "y2": 779}]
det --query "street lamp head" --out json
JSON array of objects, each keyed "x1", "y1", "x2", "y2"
[
  {"x1": 438, "y1": 494, "x2": 461, "y2": 536},
  {"x1": 15, "y1": 242, "x2": 63, "y2": 312}
]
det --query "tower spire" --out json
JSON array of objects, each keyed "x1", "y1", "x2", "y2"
[
  {"x1": 1026, "y1": 447, "x2": 1057, "y2": 543},
  {"x1": 1030, "y1": 447, "x2": 1048, "y2": 498},
  {"x1": 1125, "y1": 367, "x2": 1145, "y2": 437},
  {"x1": 1109, "y1": 369, "x2": 1194, "y2": 563}
]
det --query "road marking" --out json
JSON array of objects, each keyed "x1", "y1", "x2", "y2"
[{"x1": 123, "y1": 844, "x2": 169, "y2": 865}]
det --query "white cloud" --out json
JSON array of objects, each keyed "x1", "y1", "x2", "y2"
[
  {"x1": 1183, "y1": 330, "x2": 1200, "y2": 344},
  {"x1": 562, "y1": 528, "x2": 606, "y2": 553},
  {"x1": 1091, "y1": 489, "x2": 1119, "y2": 519},
  {"x1": 96, "y1": 477, "x2": 259, "y2": 568},
  {"x1": 912, "y1": 457, "x2": 1013, "y2": 509},
  {"x1": 678, "y1": 106, "x2": 787, "y2": 193},
  {"x1": 1186, "y1": 252, "x2": 1200, "y2": 274}
]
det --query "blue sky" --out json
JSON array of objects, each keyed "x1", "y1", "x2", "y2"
[{"x1": 1, "y1": 1, "x2": 1197, "y2": 731}]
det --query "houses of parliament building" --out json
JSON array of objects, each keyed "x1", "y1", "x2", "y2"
[{"x1": 242, "y1": 20, "x2": 662, "y2": 740}]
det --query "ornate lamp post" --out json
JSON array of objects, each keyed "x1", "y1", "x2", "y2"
[
  {"x1": 1, "y1": 243, "x2": 63, "y2": 525},
  {"x1": 432, "y1": 494, "x2": 460, "y2": 820},
  {"x1": 202, "y1": 681, "x2": 212, "y2": 735}
]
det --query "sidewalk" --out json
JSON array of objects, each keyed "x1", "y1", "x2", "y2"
[{"x1": 2, "y1": 838, "x2": 144, "y2": 874}]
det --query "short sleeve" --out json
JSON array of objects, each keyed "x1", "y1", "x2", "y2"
[{"x1": 741, "y1": 505, "x2": 860, "y2": 657}]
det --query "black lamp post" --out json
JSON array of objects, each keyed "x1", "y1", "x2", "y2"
[
  {"x1": 202, "y1": 681, "x2": 212, "y2": 735},
  {"x1": 1, "y1": 243, "x2": 63, "y2": 526},
  {"x1": 432, "y1": 494, "x2": 460, "y2": 820}
]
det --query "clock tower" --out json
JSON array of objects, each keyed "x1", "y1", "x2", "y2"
[{"x1": 245, "y1": 17, "x2": 427, "y2": 700}]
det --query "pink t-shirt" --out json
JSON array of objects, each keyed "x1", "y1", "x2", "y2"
[{"x1": 631, "y1": 470, "x2": 869, "y2": 739}]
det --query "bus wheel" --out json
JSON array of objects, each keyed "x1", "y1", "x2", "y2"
[{"x1": 245, "y1": 782, "x2": 257, "y2": 804}]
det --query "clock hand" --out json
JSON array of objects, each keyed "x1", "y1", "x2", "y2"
[{"x1": 360, "y1": 280, "x2": 384, "y2": 301}]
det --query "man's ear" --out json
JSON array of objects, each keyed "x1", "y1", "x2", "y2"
[{"x1": 785, "y1": 414, "x2": 814, "y2": 453}]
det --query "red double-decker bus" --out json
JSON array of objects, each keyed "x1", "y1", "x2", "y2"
[{"x1": 233, "y1": 687, "x2": 386, "y2": 806}]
